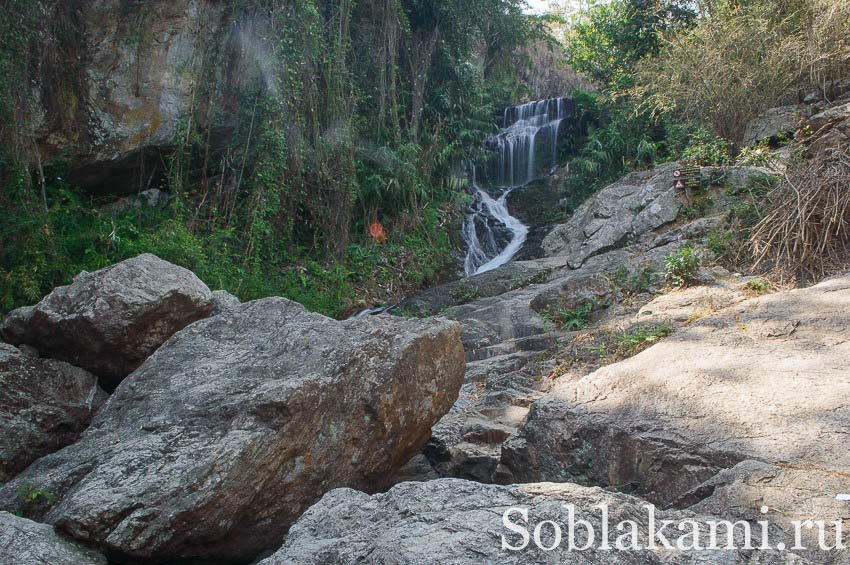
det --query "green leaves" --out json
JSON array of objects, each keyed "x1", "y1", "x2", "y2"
[{"x1": 664, "y1": 245, "x2": 701, "y2": 288}]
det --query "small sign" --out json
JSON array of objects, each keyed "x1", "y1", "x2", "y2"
[
  {"x1": 674, "y1": 179, "x2": 686, "y2": 190},
  {"x1": 673, "y1": 166, "x2": 701, "y2": 188}
]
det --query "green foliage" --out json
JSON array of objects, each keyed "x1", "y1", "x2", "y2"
[
  {"x1": 15, "y1": 483, "x2": 56, "y2": 518},
  {"x1": 612, "y1": 323, "x2": 673, "y2": 355},
  {"x1": 552, "y1": 300, "x2": 596, "y2": 331},
  {"x1": 707, "y1": 228, "x2": 735, "y2": 257},
  {"x1": 743, "y1": 278, "x2": 771, "y2": 295},
  {"x1": 1, "y1": 0, "x2": 540, "y2": 317},
  {"x1": 584, "y1": 322, "x2": 673, "y2": 361},
  {"x1": 610, "y1": 266, "x2": 659, "y2": 296},
  {"x1": 567, "y1": 0, "x2": 696, "y2": 89},
  {"x1": 664, "y1": 246, "x2": 700, "y2": 288},
  {"x1": 680, "y1": 127, "x2": 732, "y2": 166},
  {"x1": 449, "y1": 282, "x2": 481, "y2": 304},
  {"x1": 0, "y1": 182, "x2": 456, "y2": 318}
]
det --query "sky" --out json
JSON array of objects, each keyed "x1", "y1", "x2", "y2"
[{"x1": 525, "y1": 0, "x2": 556, "y2": 13}]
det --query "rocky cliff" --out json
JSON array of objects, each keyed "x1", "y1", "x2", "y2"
[{"x1": 23, "y1": 1, "x2": 263, "y2": 194}]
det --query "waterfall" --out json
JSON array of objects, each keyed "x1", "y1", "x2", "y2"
[{"x1": 462, "y1": 97, "x2": 572, "y2": 277}]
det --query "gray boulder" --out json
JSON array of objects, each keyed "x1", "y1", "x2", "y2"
[
  {"x1": 210, "y1": 289, "x2": 241, "y2": 316},
  {"x1": 0, "y1": 298, "x2": 464, "y2": 562},
  {"x1": 102, "y1": 189, "x2": 169, "y2": 214},
  {"x1": 0, "y1": 344, "x2": 106, "y2": 482},
  {"x1": 1, "y1": 254, "x2": 213, "y2": 389},
  {"x1": 0, "y1": 512, "x2": 106, "y2": 564},
  {"x1": 260, "y1": 478, "x2": 772, "y2": 564},
  {"x1": 742, "y1": 104, "x2": 811, "y2": 146},
  {"x1": 541, "y1": 164, "x2": 680, "y2": 266}
]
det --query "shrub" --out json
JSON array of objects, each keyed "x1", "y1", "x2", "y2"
[
  {"x1": 749, "y1": 147, "x2": 850, "y2": 281},
  {"x1": 664, "y1": 246, "x2": 700, "y2": 288},
  {"x1": 633, "y1": 1, "x2": 800, "y2": 141},
  {"x1": 553, "y1": 300, "x2": 596, "y2": 331},
  {"x1": 634, "y1": 0, "x2": 850, "y2": 143},
  {"x1": 450, "y1": 282, "x2": 481, "y2": 304},
  {"x1": 743, "y1": 278, "x2": 772, "y2": 295},
  {"x1": 610, "y1": 266, "x2": 659, "y2": 296},
  {"x1": 15, "y1": 483, "x2": 56, "y2": 518}
]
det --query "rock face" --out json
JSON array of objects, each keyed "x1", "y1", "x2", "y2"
[
  {"x1": 261, "y1": 478, "x2": 767, "y2": 564},
  {"x1": 541, "y1": 164, "x2": 681, "y2": 266},
  {"x1": 804, "y1": 98, "x2": 850, "y2": 154},
  {"x1": 0, "y1": 512, "x2": 106, "y2": 565},
  {"x1": 0, "y1": 344, "x2": 107, "y2": 483},
  {"x1": 0, "y1": 298, "x2": 465, "y2": 562},
  {"x1": 742, "y1": 104, "x2": 811, "y2": 146},
  {"x1": 27, "y1": 1, "x2": 280, "y2": 194},
  {"x1": 0, "y1": 254, "x2": 213, "y2": 389},
  {"x1": 684, "y1": 461, "x2": 850, "y2": 563},
  {"x1": 501, "y1": 275, "x2": 850, "y2": 507}
]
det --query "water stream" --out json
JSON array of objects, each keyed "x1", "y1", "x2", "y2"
[{"x1": 462, "y1": 97, "x2": 572, "y2": 277}]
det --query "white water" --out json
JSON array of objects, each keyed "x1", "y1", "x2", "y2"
[
  {"x1": 462, "y1": 97, "x2": 571, "y2": 277},
  {"x1": 463, "y1": 184, "x2": 529, "y2": 276}
]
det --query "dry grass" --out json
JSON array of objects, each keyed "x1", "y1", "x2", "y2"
[{"x1": 750, "y1": 147, "x2": 850, "y2": 282}]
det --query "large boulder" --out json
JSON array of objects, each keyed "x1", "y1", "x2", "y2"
[
  {"x1": 501, "y1": 275, "x2": 850, "y2": 509},
  {"x1": 1, "y1": 254, "x2": 213, "y2": 389},
  {"x1": 260, "y1": 478, "x2": 775, "y2": 563},
  {"x1": 0, "y1": 298, "x2": 465, "y2": 562},
  {"x1": 0, "y1": 512, "x2": 106, "y2": 565},
  {"x1": 0, "y1": 344, "x2": 107, "y2": 482},
  {"x1": 541, "y1": 164, "x2": 680, "y2": 266}
]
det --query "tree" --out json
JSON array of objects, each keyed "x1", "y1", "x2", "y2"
[{"x1": 567, "y1": 0, "x2": 696, "y2": 89}]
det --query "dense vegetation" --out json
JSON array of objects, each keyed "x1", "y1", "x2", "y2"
[
  {"x1": 0, "y1": 0, "x2": 542, "y2": 316},
  {"x1": 550, "y1": 0, "x2": 850, "y2": 281},
  {"x1": 2, "y1": 0, "x2": 849, "y2": 316}
]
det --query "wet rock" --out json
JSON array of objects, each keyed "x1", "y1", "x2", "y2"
[
  {"x1": 0, "y1": 344, "x2": 106, "y2": 483},
  {"x1": 401, "y1": 260, "x2": 554, "y2": 316},
  {"x1": 502, "y1": 275, "x2": 850, "y2": 506},
  {"x1": 0, "y1": 254, "x2": 213, "y2": 389},
  {"x1": 0, "y1": 512, "x2": 106, "y2": 565},
  {"x1": 0, "y1": 299, "x2": 464, "y2": 562},
  {"x1": 260, "y1": 478, "x2": 772, "y2": 564},
  {"x1": 541, "y1": 164, "x2": 681, "y2": 266}
]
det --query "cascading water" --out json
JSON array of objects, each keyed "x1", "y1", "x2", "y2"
[{"x1": 462, "y1": 97, "x2": 573, "y2": 277}]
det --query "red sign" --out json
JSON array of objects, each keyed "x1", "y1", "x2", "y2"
[{"x1": 674, "y1": 179, "x2": 686, "y2": 190}]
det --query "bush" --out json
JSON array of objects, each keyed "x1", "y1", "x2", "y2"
[
  {"x1": 749, "y1": 147, "x2": 850, "y2": 282},
  {"x1": 664, "y1": 246, "x2": 700, "y2": 288},
  {"x1": 553, "y1": 300, "x2": 596, "y2": 331},
  {"x1": 633, "y1": 1, "x2": 800, "y2": 142},
  {"x1": 633, "y1": 0, "x2": 850, "y2": 143},
  {"x1": 743, "y1": 278, "x2": 772, "y2": 295}
]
